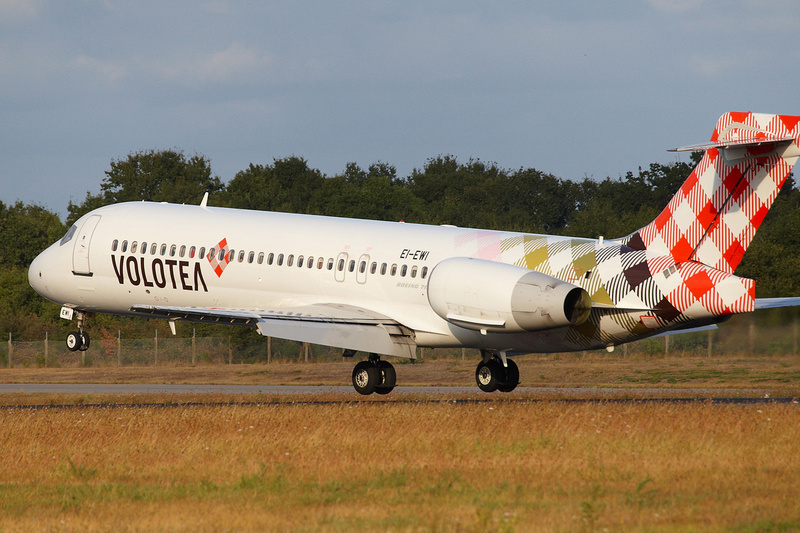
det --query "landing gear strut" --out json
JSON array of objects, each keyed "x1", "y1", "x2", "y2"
[
  {"x1": 65, "y1": 311, "x2": 90, "y2": 352},
  {"x1": 475, "y1": 351, "x2": 519, "y2": 393},
  {"x1": 351, "y1": 353, "x2": 396, "y2": 395}
]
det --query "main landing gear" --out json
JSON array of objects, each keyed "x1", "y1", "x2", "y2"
[
  {"x1": 65, "y1": 311, "x2": 90, "y2": 352},
  {"x1": 475, "y1": 350, "x2": 519, "y2": 393},
  {"x1": 350, "y1": 353, "x2": 396, "y2": 395}
]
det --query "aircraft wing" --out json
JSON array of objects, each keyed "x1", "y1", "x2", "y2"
[{"x1": 130, "y1": 303, "x2": 417, "y2": 359}]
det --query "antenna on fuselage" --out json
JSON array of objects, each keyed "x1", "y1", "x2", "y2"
[{"x1": 200, "y1": 191, "x2": 209, "y2": 208}]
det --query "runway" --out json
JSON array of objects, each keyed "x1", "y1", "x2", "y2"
[{"x1": 0, "y1": 383, "x2": 795, "y2": 405}]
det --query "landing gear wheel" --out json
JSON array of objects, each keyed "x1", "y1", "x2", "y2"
[
  {"x1": 476, "y1": 359, "x2": 505, "y2": 393},
  {"x1": 66, "y1": 331, "x2": 82, "y2": 352},
  {"x1": 375, "y1": 360, "x2": 396, "y2": 395},
  {"x1": 497, "y1": 358, "x2": 519, "y2": 393},
  {"x1": 78, "y1": 331, "x2": 90, "y2": 352},
  {"x1": 352, "y1": 360, "x2": 381, "y2": 395}
]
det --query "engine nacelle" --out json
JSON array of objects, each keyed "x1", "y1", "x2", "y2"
[{"x1": 427, "y1": 257, "x2": 591, "y2": 333}]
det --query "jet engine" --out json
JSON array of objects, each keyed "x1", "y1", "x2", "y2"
[{"x1": 427, "y1": 257, "x2": 591, "y2": 333}]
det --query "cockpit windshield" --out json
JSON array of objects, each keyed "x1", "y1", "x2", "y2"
[{"x1": 60, "y1": 225, "x2": 77, "y2": 246}]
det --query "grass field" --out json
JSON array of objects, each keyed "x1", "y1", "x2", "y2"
[{"x1": 1, "y1": 353, "x2": 799, "y2": 532}]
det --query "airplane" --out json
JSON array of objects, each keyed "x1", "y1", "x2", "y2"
[{"x1": 28, "y1": 112, "x2": 800, "y2": 395}]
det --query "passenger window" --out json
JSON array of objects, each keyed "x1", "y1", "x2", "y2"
[
  {"x1": 391, "y1": 264, "x2": 397, "y2": 276},
  {"x1": 219, "y1": 249, "x2": 225, "y2": 261},
  {"x1": 278, "y1": 254, "x2": 284, "y2": 266},
  {"x1": 189, "y1": 246, "x2": 196, "y2": 258},
  {"x1": 381, "y1": 263, "x2": 387, "y2": 275},
  {"x1": 199, "y1": 247, "x2": 205, "y2": 259},
  {"x1": 238, "y1": 250, "x2": 245, "y2": 262},
  {"x1": 131, "y1": 241, "x2": 138, "y2": 254},
  {"x1": 141, "y1": 242, "x2": 148, "y2": 254},
  {"x1": 327, "y1": 258, "x2": 334, "y2": 270},
  {"x1": 268, "y1": 253, "x2": 274, "y2": 265},
  {"x1": 171, "y1": 245, "x2": 178, "y2": 257},
  {"x1": 359, "y1": 261, "x2": 366, "y2": 274},
  {"x1": 227, "y1": 250, "x2": 235, "y2": 262},
  {"x1": 317, "y1": 258, "x2": 324, "y2": 269},
  {"x1": 60, "y1": 225, "x2": 77, "y2": 246},
  {"x1": 160, "y1": 244, "x2": 167, "y2": 256},
  {"x1": 337, "y1": 259, "x2": 345, "y2": 271},
  {"x1": 258, "y1": 252, "x2": 264, "y2": 264},
  {"x1": 348, "y1": 260, "x2": 355, "y2": 272},
  {"x1": 287, "y1": 254, "x2": 294, "y2": 267},
  {"x1": 307, "y1": 256, "x2": 313, "y2": 268},
  {"x1": 411, "y1": 266, "x2": 418, "y2": 278},
  {"x1": 111, "y1": 239, "x2": 118, "y2": 252},
  {"x1": 248, "y1": 251, "x2": 255, "y2": 263},
  {"x1": 421, "y1": 266, "x2": 428, "y2": 279},
  {"x1": 401, "y1": 265, "x2": 407, "y2": 277},
  {"x1": 298, "y1": 256, "x2": 304, "y2": 268},
  {"x1": 121, "y1": 240, "x2": 128, "y2": 253},
  {"x1": 151, "y1": 243, "x2": 158, "y2": 255},
  {"x1": 370, "y1": 262, "x2": 377, "y2": 274},
  {"x1": 179, "y1": 245, "x2": 186, "y2": 258},
  {"x1": 209, "y1": 247, "x2": 216, "y2": 260}
]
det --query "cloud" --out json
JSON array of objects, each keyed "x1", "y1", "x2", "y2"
[
  {"x1": 0, "y1": 0, "x2": 43, "y2": 22},
  {"x1": 648, "y1": 0, "x2": 703, "y2": 13},
  {"x1": 148, "y1": 42, "x2": 271, "y2": 85},
  {"x1": 71, "y1": 55, "x2": 128, "y2": 85}
]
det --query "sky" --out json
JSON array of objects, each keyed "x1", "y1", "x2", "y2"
[{"x1": 2, "y1": 0, "x2": 799, "y2": 218}]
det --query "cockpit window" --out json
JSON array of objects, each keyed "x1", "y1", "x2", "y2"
[{"x1": 60, "y1": 225, "x2": 77, "y2": 246}]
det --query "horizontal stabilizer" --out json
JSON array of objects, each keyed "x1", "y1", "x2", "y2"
[{"x1": 754, "y1": 297, "x2": 800, "y2": 310}]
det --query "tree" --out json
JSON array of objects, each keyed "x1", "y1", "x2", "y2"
[{"x1": 67, "y1": 149, "x2": 223, "y2": 224}]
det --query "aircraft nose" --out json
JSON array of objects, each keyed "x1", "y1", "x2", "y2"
[{"x1": 28, "y1": 249, "x2": 52, "y2": 298}]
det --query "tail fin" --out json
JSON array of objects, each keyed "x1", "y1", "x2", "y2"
[{"x1": 623, "y1": 112, "x2": 800, "y2": 273}]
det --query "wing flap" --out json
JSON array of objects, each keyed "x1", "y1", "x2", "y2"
[{"x1": 130, "y1": 303, "x2": 417, "y2": 359}]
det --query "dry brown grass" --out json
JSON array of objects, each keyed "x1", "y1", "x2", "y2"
[{"x1": 1, "y1": 399, "x2": 799, "y2": 532}]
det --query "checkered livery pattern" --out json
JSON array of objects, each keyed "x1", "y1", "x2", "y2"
[
  {"x1": 623, "y1": 112, "x2": 800, "y2": 274},
  {"x1": 208, "y1": 237, "x2": 231, "y2": 278},
  {"x1": 454, "y1": 231, "x2": 755, "y2": 349}
]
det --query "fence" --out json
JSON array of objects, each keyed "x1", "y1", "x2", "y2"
[{"x1": 1, "y1": 312, "x2": 798, "y2": 368}]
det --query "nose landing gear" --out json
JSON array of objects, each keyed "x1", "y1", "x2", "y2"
[{"x1": 65, "y1": 311, "x2": 90, "y2": 352}]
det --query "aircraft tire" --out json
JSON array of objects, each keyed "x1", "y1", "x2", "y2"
[
  {"x1": 497, "y1": 359, "x2": 519, "y2": 393},
  {"x1": 66, "y1": 331, "x2": 82, "y2": 352},
  {"x1": 476, "y1": 359, "x2": 504, "y2": 393},
  {"x1": 78, "y1": 331, "x2": 91, "y2": 352},
  {"x1": 375, "y1": 361, "x2": 396, "y2": 395},
  {"x1": 352, "y1": 361, "x2": 380, "y2": 395}
]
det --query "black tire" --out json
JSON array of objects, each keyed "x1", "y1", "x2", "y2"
[
  {"x1": 476, "y1": 359, "x2": 505, "y2": 393},
  {"x1": 78, "y1": 331, "x2": 90, "y2": 352},
  {"x1": 375, "y1": 360, "x2": 396, "y2": 395},
  {"x1": 66, "y1": 331, "x2": 82, "y2": 352},
  {"x1": 498, "y1": 359, "x2": 519, "y2": 393},
  {"x1": 352, "y1": 360, "x2": 380, "y2": 395}
]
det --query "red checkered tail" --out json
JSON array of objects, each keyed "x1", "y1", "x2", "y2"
[{"x1": 622, "y1": 112, "x2": 800, "y2": 273}]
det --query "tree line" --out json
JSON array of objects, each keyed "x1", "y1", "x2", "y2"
[{"x1": 3, "y1": 148, "x2": 799, "y2": 343}]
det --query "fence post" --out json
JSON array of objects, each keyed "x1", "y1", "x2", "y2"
[
  {"x1": 44, "y1": 331, "x2": 48, "y2": 367},
  {"x1": 228, "y1": 336, "x2": 233, "y2": 364},
  {"x1": 748, "y1": 316, "x2": 755, "y2": 355},
  {"x1": 664, "y1": 335, "x2": 669, "y2": 357},
  {"x1": 154, "y1": 329, "x2": 158, "y2": 365},
  {"x1": 117, "y1": 330, "x2": 121, "y2": 367},
  {"x1": 192, "y1": 328, "x2": 196, "y2": 365},
  {"x1": 707, "y1": 329, "x2": 713, "y2": 357},
  {"x1": 267, "y1": 336, "x2": 272, "y2": 364},
  {"x1": 8, "y1": 332, "x2": 11, "y2": 368}
]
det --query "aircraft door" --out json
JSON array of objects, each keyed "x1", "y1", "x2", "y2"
[
  {"x1": 72, "y1": 215, "x2": 101, "y2": 275},
  {"x1": 334, "y1": 252, "x2": 348, "y2": 282}
]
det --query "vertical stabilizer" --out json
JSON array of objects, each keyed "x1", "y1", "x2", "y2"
[{"x1": 623, "y1": 112, "x2": 800, "y2": 273}]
